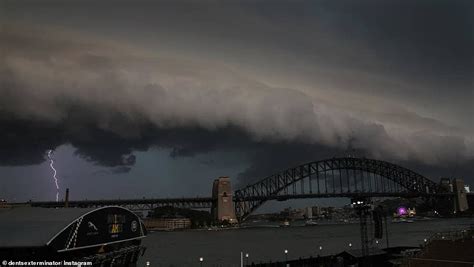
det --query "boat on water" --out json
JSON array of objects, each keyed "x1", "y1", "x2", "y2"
[
  {"x1": 305, "y1": 219, "x2": 318, "y2": 226},
  {"x1": 279, "y1": 220, "x2": 290, "y2": 227}
]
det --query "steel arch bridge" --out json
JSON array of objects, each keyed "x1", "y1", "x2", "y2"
[
  {"x1": 22, "y1": 157, "x2": 466, "y2": 223},
  {"x1": 233, "y1": 157, "x2": 440, "y2": 221}
]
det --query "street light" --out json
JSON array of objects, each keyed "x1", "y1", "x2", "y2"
[
  {"x1": 245, "y1": 253, "x2": 249, "y2": 265},
  {"x1": 146, "y1": 261, "x2": 150, "y2": 266},
  {"x1": 349, "y1": 243, "x2": 352, "y2": 248},
  {"x1": 284, "y1": 249, "x2": 288, "y2": 262},
  {"x1": 199, "y1": 257, "x2": 204, "y2": 267}
]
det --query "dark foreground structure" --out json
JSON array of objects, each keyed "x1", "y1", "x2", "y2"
[
  {"x1": 246, "y1": 247, "x2": 405, "y2": 267},
  {"x1": 248, "y1": 229, "x2": 474, "y2": 267},
  {"x1": 406, "y1": 229, "x2": 474, "y2": 267},
  {"x1": 0, "y1": 206, "x2": 147, "y2": 266}
]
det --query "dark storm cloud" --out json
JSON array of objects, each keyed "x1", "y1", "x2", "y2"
[
  {"x1": 0, "y1": 116, "x2": 65, "y2": 165},
  {"x1": 4, "y1": 0, "x2": 472, "y2": 86},
  {"x1": 0, "y1": 0, "x2": 472, "y2": 179},
  {"x1": 235, "y1": 143, "x2": 348, "y2": 186},
  {"x1": 317, "y1": 0, "x2": 473, "y2": 79},
  {"x1": 235, "y1": 144, "x2": 474, "y2": 188}
]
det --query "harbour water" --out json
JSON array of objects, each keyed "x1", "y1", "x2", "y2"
[{"x1": 138, "y1": 218, "x2": 473, "y2": 266}]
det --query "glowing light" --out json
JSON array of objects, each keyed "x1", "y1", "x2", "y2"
[
  {"x1": 397, "y1": 206, "x2": 407, "y2": 216},
  {"x1": 47, "y1": 150, "x2": 60, "y2": 202}
]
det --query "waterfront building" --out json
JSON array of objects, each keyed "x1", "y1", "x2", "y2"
[{"x1": 144, "y1": 216, "x2": 191, "y2": 231}]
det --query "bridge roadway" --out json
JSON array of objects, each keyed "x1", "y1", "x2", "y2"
[
  {"x1": 236, "y1": 192, "x2": 456, "y2": 202},
  {"x1": 26, "y1": 197, "x2": 215, "y2": 210},
  {"x1": 18, "y1": 192, "x2": 458, "y2": 211}
]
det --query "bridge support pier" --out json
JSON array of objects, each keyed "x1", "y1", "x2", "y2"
[
  {"x1": 211, "y1": 176, "x2": 237, "y2": 224},
  {"x1": 452, "y1": 179, "x2": 469, "y2": 213},
  {"x1": 438, "y1": 178, "x2": 469, "y2": 215}
]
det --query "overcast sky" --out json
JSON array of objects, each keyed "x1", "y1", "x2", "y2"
[{"x1": 0, "y1": 0, "x2": 472, "y2": 208}]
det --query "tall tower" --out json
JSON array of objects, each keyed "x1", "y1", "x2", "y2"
[
  {"x1": 452, "y1": 178, "x2": 469, "y2": 213},
  {"x1": 211, "y1": 176, "x2": 237, "y2": 223}
]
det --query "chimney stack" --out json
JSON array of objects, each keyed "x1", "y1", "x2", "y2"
[{"x1": 64, "y1": 188, "x2": 69, "y2": 208}]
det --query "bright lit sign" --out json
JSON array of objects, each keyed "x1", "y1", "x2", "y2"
[{"x1": 397, "y1": 206, "x2": 407, "y2": 216}]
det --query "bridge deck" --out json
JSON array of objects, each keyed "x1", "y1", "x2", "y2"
[
  {"x1": 20, "y1": 197, "x2": 215, "y2": 209},
  {"x1": 13, "y1": 192, "x2": 460, "y2": 209},
  {"x1": 236, "y1": 192, "x2": 455, "y2": 202}
]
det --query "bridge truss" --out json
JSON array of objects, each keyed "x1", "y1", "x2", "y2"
[
  {"x1": 24, "y1": 157, "x2": 460, "y2": 222},
  {"x1": 233, "y1": 157, "x2": 440, "y2": 221}
]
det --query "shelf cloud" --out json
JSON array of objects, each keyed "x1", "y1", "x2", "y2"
[{"x1": 1, "y1": 23, "x2": 472, "y2": 176}]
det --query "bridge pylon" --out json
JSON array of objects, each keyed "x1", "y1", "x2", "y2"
[
  {"x1": 438, "y1": 178, "x2": 469, "y2": 215},
  {"x1": 452, "y1": 178, "x2": 469, "y2": 213},
  {"x1": 211, "y1": 176, "x2": 237, "y2": 224}
]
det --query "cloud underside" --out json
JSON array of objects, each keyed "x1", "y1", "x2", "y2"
[{"x1": 0, "y1": 25, "x2": 472, "y2": 180}]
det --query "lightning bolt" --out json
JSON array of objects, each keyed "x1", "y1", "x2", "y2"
[{"x1": 47, "y1": 150, "x2": 60, "y2": 202}]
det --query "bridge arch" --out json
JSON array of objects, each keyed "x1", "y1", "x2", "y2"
[{"x1": 233, "y1": 157, "x2": 439, "y2": 221}]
